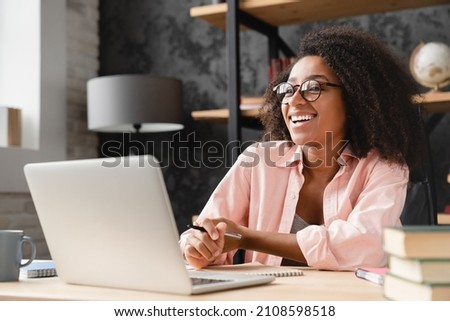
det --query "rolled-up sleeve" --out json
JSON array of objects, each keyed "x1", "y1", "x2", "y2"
[{"x1": 179, "y1": 148, "x2": 253, "y2": 265}]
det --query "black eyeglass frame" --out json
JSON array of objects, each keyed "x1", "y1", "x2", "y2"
[{"x1": 273, "y1": 80, "x2": 342, "y2": 103}]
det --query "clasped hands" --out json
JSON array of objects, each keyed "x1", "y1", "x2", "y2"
[{"x1": 183, "y1": 217, "x2": 244, "y2": 269}]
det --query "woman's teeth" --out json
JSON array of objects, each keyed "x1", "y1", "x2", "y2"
[{"x1": 291, "y1": 115, "x2": 315, "y2": 123}]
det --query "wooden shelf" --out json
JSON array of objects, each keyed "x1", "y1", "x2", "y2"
[
  {"x1": 191, "y1": 108, "x2": 259, "y2": 123},
  {"x1": 419, "y1": 91, "x2": 450, "y2": 113},
  {"x1": 191, "y1": 0, "x2": 449, "y2": 30},
  {"x1": 192, "y1": 91, "x2": 450, "y2": 123}
]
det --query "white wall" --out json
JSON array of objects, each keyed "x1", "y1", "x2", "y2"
[
  {"x1": 0, "y1": 0, "x2": 99, "y2": 259},
  {"x1": 0, "y1": 0, "x2": 40, "y2": 149},
  {"x1": 0, "y1": 0, "x2": 67, "y2": 192}
]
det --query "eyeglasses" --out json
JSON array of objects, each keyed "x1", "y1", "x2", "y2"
[{"x1": 273, "y1": 79, "x2": 342, "y2": 103}]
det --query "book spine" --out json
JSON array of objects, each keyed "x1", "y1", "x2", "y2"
[
  {"x1": 268, "y1": 57, "x2": 297, "y2": 82},
  {"x1": 0, "y1": 107, "x2": 21, "y2": 147},
  {"x1": 8, "y1": 108, "x2": 21, "y2": 146}
]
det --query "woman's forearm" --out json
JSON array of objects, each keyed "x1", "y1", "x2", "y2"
[{"x1": 240, "y1": 228, "x2": 307, "y2": 264}]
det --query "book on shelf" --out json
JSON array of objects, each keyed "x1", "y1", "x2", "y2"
[
  {"x1": 383, "y1": 273, "x2": 450, "y2": 301},
  {"x1": 200, "y1": 262, "x2": 303, "y2": 277},
  {"x1": 439, "y1": 212, "x2": 450, "y2": 224},
  {"x1": 0, "y1": 106, "x2": 21, "y2": 147},
  {"x1": 355, "y1": 266, "x2": 388, "y2": 285},
  {"x1": 268, "y1": 57, "x2": 296, "y2": 82},
  {"x1": 239, "y1": 96, "x2": 264, "y2": 110},
  {"x1": 383, "y1": 225, "x2": 450, "y2": 259},
  {"x1": 388, "y1": 255, "x2": 450, "y2": 284}
]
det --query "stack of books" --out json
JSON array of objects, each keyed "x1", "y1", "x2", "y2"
[{"x1": 383, "y1": 225, "x2": 450, "y2": 300}]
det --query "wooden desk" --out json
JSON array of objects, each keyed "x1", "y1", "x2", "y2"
[{"x1": 0, "y1": 269, "x2": 384, "y2": 301}]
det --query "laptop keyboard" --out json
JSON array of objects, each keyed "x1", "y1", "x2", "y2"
[{"x1": 190, "y1": 277, "x2": 232, "y2": 286}]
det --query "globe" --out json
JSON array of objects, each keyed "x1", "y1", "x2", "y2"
[{"x1": 409, "y1": 42, "x2": 450, "y2": 90}]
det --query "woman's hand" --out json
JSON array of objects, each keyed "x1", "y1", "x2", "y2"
[
  {"x1": 208, "y1": 217, "x2": 245, "y2": 253},
  {"x1": 183, "y1": 219, "x2": 227, "y2": 269},
  {"x1": 183, "y1": 217, "x2": 245, "y2": 269}
]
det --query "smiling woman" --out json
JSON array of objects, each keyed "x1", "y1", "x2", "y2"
[
  {"x1": 180, "y1": 26, "x2": 423, "y2": 271},
  {"x1": 262, "y1": 26, "x2": 423, "y2": 170},
  {"x1": 277, "y1": 56, "x2": 347, "y2": 158}
]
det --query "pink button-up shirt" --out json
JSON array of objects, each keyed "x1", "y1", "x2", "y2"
[{"x1": 180, "y1": 141, "x2": 408, "y2": 271}]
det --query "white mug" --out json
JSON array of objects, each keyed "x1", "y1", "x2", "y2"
[{"x1": 0, "y1": 230, "x2": 36, "y2": 281}]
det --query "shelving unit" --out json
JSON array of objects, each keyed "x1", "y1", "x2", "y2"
[{"x1": 190, "y1": 0, "x2": 450, "y2": 162}]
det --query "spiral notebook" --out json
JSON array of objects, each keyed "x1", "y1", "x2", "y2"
[
  {"x1": 20, "y1": 260, "x2": 57, "y2": 278},
  {"x1": 200, "y1": 262, "x2": 304, "y2": 277}
]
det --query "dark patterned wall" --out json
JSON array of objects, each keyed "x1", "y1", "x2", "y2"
[{"x1": 99, "y1": 0, "x2": 450, "y2": 232}]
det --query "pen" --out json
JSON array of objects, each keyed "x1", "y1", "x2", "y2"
[{"x1": 188, "y1": 225, "x2": 242, "y2": 240}]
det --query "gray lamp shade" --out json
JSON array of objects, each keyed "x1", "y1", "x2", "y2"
[{"x1": 87, "y1": 74, "x2": 183, "y2": 132}]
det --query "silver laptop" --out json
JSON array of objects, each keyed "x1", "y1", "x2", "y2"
[{"x1": 24, "y1": 155, "x2": 274, "y2": 295}]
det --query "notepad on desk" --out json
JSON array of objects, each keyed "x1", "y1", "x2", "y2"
[
  {"x1": 200, "y1": 262, "x2": 304, "y2": 277},
  {"x1": 355, "y1": 267, "x2": 388, "y2": 285},
  {"x1": 20, "y1": 260, "x2": 57, "y2": 278}
]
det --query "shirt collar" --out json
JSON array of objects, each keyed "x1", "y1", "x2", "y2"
[
  {"x1": 272, "y1": 142, "x2": 359, "y2": 168},
  {"x1": 273, "y1": 143, "x2": 303, "y2": 168},
  {"x1": 337, "y1": 144, "x2": 359, "y2": 166}
]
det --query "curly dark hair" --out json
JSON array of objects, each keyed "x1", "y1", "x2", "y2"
[{"x1": 259, "y1": 25, "x2": 424, "y2": 170}]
